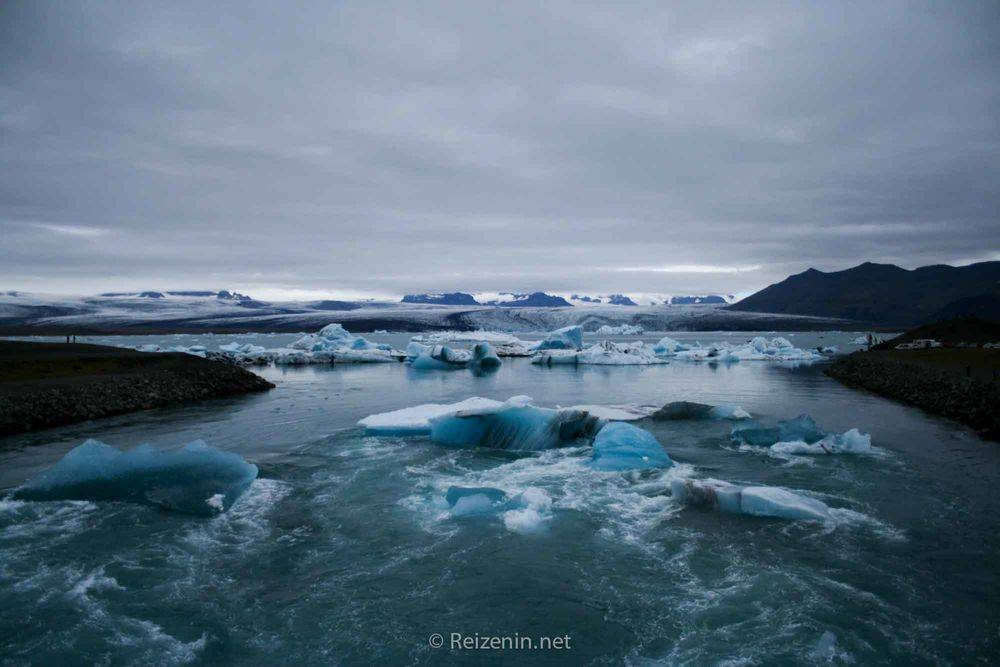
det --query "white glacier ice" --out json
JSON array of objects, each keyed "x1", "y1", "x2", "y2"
[
  {"x1": 13, "y1": 439, "x2": 258, "y2": 516},
  {"x1": 769, "y1": 428, "x2": 874, "y2": 456},
  {"x1": 589, "y1": 422, "x2": 672, "y2": 471},
  {"x1": 532, "y1": 340, "x2": 667, "y2": 366},
  {"x1": 595, "y1": 324, "x2": 644, "y2": 336},
  {"x1": 358, "y1": 397, "x2": 504, "y2": 436},
  {"x1": 655, "y1": 336, "x2": 823, "y2": 362}
]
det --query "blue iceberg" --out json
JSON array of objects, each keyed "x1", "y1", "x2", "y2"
[
  {"x1": 589, "y1": 422, "x2": 672, "y2": 471},
  {"x1": 409, "y1": 344, "x2": 471, "y2": 370},
  {"x1": 429, "y1": 398, "x2": 602, "y2": 451},
  {"x1": 731, "y1": 414, "x2": 826, "y2": 447},
  {"x1": 13, "y1": 439, "x2": 258, "y2": 516},
  {"x1": 670, "y1": 478, "x2": 831, "y2": 521},
  {"x1": 470, "y1": 342, "x2": 501, "y2": 369},
  {"x1": 532, "y1": 325, "x2": 583, "y2": 351}
]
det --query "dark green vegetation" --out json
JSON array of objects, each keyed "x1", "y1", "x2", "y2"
[
  {"x1": 0, "y1": 341, "x2": 273, "y2": 437},
  {"x1": 731, "y1": 261, "x2": 1000, "y2": 326},
  {"x1": 827, "y1": 343, "x2": 1000, "y2": 440}
]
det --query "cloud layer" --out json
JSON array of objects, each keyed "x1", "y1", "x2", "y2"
[{"x1": 1, "y1": 1, "x2": 998, "y2": 299}]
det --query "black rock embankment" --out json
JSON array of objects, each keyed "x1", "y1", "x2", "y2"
[
  {"x1": 0, "y1": 341, "x2": 274, "y2": 438},
  {"x1": 826, "y1": 349, "x2": 1000, "y2": 441}
]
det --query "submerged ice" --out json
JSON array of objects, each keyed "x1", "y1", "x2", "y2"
[
  {"x1": 13, "y1": 439, "x2": 258, "y2": 516},
  {"x1": 442, "y1": 485, "x2": 553, "y2": 534}
]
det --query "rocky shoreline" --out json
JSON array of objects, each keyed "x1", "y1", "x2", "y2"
[
  {"x1": 826, "y1": 351, "x2": 1000, "y2": 441},
  {"x1": 0, "y1": 341, "x2": 274, "y2": 438}
]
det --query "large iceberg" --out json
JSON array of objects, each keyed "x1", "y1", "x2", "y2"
[
  {"x1": 13, "y1": 439, "x2": 258, "y2": 516},
  {"x1": 532, "y1": 340, "x2": 667, "y2": 366},
  {"x1": 589, "y1": 422, "x2": 672, "y2": 471},
  {"x1": 531, "y1": 325, "x2": 583, "y2": 351},
  {"x1": 654, "y1": 336, "x2": 823, "y2": 362},
  {"x1": 595, "y1": 324, "x2": 644, "y2": 336},
  {"x1": 408, "y1": 342, "x2": 502, "y2": 371},
  {"x1": 214, "y1": 323, "x2": 403, "y2": 365},
  {"x1": 670, "y1": 478, "x2": 831, "y2": 521},
  {"x1": 429, "y1": 396, "x2": 602, "y2": 451}
]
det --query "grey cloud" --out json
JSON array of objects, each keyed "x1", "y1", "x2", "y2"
[{"x1": 0, "y1": 1, "x2": 997, "y2": 298}]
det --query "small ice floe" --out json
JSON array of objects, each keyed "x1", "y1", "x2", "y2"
[
  {"x1": 358, "y1": 397, "x2": 504, "y2": 436},
  {"x1": 441, "y1": 485, "x2": 553, "y2": 534},
  {"x1": 732, "y1": 415, "x2": 874, "y2": 456},
  {"x1": 13, "y1": 439, "x2": 258, "y2": 516},
  {"x1": 670, "y1": 478, "x2": 831, "y2": 521}
]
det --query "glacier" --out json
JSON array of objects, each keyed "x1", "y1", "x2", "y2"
[
  {"x1": 589, "y1": 422, "x2": 672, "y2": 471},
  {"x1": 670, "y1": 478, "x2": 831, "y2": 521},
  {"x1": 13, "y1": 439, "x2": 258, "y2": 516}
]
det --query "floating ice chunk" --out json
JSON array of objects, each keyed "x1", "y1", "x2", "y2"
[
  {"x1": 595, "y1": 324, "x2": 644, "y2": 336},
  {"x1": 651, "y1": 336, "x2": 690, "y2": 356},
  {"x1": 709, "y1": 405, "x2": 752, "y2": 420},
  {"x1": 441, "y1": 485, "x2": 553, "y2": 533},
  {"x1": 532, "y1": 325, "x2": 583, "y2": 351},
  {"x1": 652, "y1": 401, "x2": 750, "y2": 421},
  {"x1": 359, "y1": 397, "x2": 504, "y2": 436},
  {"x1": 14, "y1": 439, "x2": 258, "y2": 516},
  {"x1": 405, "y1": 341, "x2": 430, "y2": 360},
  {"x1": 429, "y1": 398, "x2": 602, "y2": 451},
  {"x1": 739, "y1": 486, "x2": 830, "y2": 521},
  {"x1": 533, "y1": 340, "x2": 666, "y2": 366},
  {"x1": 530, "y1": 350, "x2": 580, "y2": 366},
  {"x1": 470, "y1": 342, "x2": 501, "y2": 368},
  {"x1": 565, "y1": 404, "x2": 658, "y2": 421},
  {"x1": 577, "y1": 340, "x2": 666, "y2": 365},
  {"x1": 732, "y1": 414, "x2": 826, "y2": 447},
  {"x1": 503, "y1": 487, "x2": 552, "y2": 534},
  {"x1": 589, "y1": 422, "x2": 672, "y2": 471},
  {"x1": 409, "y1": 344, "x2": 472, "y2": 370},
  {"x1": 446, "y1": 486, "x2": 509, "y2": 516},
  {"x1": 670, "y1": 478, "x2": 831, "y2": 521},
  {"x1": 770, "y1": 428, "x2": 873, "y2": 456}
]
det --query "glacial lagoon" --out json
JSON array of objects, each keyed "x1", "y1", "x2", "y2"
[{"x1": 1, "y1": 331, "x2": 998, "y2": 664}]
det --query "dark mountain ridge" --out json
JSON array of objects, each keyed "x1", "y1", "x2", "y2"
[{"x1": 730, "y1": 261, "x2": 1000, "y2": 326}]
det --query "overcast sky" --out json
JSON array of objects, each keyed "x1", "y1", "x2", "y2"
[{"x1": 1, "y1": 1, "x2": 998, "y2": 300}]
